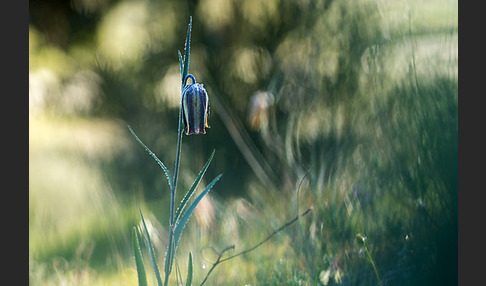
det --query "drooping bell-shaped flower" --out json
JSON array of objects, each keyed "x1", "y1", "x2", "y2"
[{"x1": 182, "y1": 74, "x2": 210, "y2": 135}]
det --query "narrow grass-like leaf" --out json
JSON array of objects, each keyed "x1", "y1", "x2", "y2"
[
  {"x1": 174, "y1": 174, "x2": 222, "y2": 251},
  {"x1": 175, "y1": 150, "x2": 215, "y2": 222},
  {"x1": 185, "y1": 252, "x2": 193, "y2": 286},
  {"x1": 132, "y1": 227, "x2": 148, "y2": 286},
  {"x1": 178, "y1": 50, "x2": 184, "y2": 91},
  {"x1": 128, "y1": 125, "x2": 174, "y2": 191},
  {"x1": 182, "y1": 16, "x2": 192, "y2": 86},
  {"x1": 165, "y1": 174, "x2": 221, "y2": 274},
  {"x1": 139, "y1": 207, "x2": 163, "y2": 286}
]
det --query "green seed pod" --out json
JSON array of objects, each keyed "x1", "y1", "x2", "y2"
[{"x1": 182, "y1": 74, "x2": 210, "y2": 135}]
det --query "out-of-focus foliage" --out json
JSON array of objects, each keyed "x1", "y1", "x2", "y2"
[{"x1": 29, "y1": 0, "x2": 457, "y2": 284}]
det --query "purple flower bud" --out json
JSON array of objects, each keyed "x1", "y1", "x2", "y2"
[{"x1": 182, "y1": 76, "x2": 210, "y2": 135}]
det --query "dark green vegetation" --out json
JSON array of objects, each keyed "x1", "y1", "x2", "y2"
[{"x1": 29, "y1": 0, "x2": 457, "y2": 285}]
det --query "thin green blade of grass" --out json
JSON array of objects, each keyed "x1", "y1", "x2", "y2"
[
  {"x1": 185, "y1": 252, "x2": 193, "y2": 286},
  {"x1": 128, "y1": 125, "x2": 174, "y2": 192},
  {"x1": 139, "y1": 207, "x2": 163, "y2": 286},
  {"x1": 173, "y1": 174, "x2": 222, "y2": 252},
  {"x1": 175, "y1": 150, "x2": 215, "y2": 222},
  {"x1": 132, "y1": 227, "x2": 148, "y2": 286}
]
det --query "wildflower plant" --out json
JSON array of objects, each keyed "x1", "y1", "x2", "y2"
[
  {"x1": 128, "y1": 17, "x2": 312, "y2": 286},
  {"x1": 128, "y1": 17, "x2": 221, "y2": 286}
]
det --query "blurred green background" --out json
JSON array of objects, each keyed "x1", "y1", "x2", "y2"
[{"x1": 29, "y1": 0, "x2": 457, "y2": 285}]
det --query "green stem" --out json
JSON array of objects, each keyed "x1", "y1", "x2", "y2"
[
  {"x1": 357, "y1": 234, "x2": 382, "y2": 286},
  {"x1": 364, "y1": 245, "x2": 382, "y2": 286},
  {"x1": 165, "y1": 17, "x2": 192, "y2": 286},
  {"x1": 173, "y1": 15, "x2": 191, "y2": 218},
  {"x1": 172, "y1": 104, "x2": 183, "y2": 224},
  {"x1": 164, "y1": 90, "x2": 183, "y2": 286}
]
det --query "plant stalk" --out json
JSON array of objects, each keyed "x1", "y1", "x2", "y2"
[{"x1": 164, "y1": 17, "x2": 192, "y2": 286}]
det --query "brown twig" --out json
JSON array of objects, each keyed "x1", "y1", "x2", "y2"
[
  {"x1": 296, "y1": 168, "x2": 311, "y2": 217},
  {"x1": 199, "y1": 245, "x2": 235, "y2": 286},
  {"x1": 199, "y1": 208, "x2": 312, "y2": 286}
]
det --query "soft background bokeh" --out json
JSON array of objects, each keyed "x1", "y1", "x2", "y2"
[{"x1": 29, "y1": 0, "x2": 458, "y2": 285}]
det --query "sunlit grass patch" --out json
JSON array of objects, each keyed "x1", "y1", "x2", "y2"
[
  {"x1": 30, "y1": 254, "x2": 140, "y2": 286},
  {"x1": 29, "y1": 115, "x2": 142, "y2": 282}
]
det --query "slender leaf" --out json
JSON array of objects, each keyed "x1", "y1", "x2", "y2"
[
  {"x1": 165, "y1": 174, "x2": 221, "y2": 274},
  {"x1": 174, "y1": 174, "x2": 222, "y2": 251},
  {"x1": 139, "y1": 207, "x2": 164, "y2": 286},
  {"x1": 128, "y1": 125, "x2": 174, "y2": 191},
  {"x1": 178, "y1": 50, "x2": 184, "y2": 91},
  {"x1": 185, "y1": 252, "x2": 193, "y2": 286},
  {"x1": 175, "y1": 150, "x2": 215, "y2": 223},
  {"x1": 182, "y1": 16, "x2": 192, "y2": 87},
  {"x1": 132, "y1": 227, "x2": 148, "y2": 286}
]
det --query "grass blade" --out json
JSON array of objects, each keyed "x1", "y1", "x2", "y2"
[
  {"x1": 185, "y1": 252, "x2": 193, "y2": 286},
  {"x1": 128, "y1": 125, "x2": 174, "y2": 192},
  {"x1": 139, "y1": 207, "x2": 164, "y2": 286},
  {"x1": 132, "y1": 227, "x2": 148, "y2": 286},
  {"x1": 175, "y1": 150, "x2": 215, "y2": 222},
  {"x1": 174, "y1": 174, "x2": 222, "y2": 252}
]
